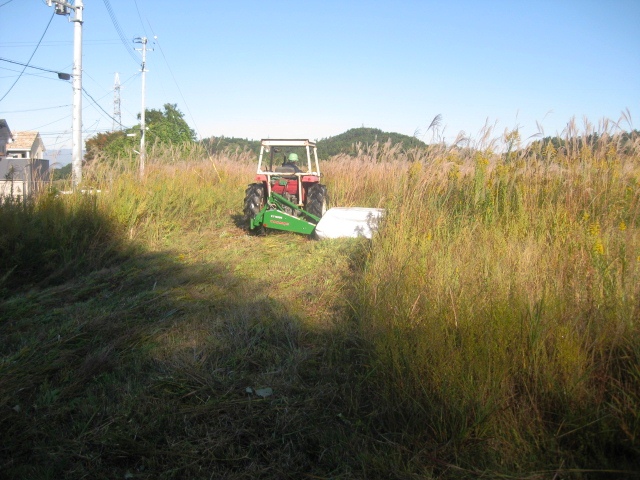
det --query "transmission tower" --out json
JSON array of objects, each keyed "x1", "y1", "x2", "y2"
[{"x1": 112, "y1": 72, "x2": 121, "y2": 131}]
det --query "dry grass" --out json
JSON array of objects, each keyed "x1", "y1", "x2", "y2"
[{"x1": 354, "y1": 126, "x2": 640, "y2": 473}]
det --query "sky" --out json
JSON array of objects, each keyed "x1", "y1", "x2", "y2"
[{"x1": 1, "y1": 0, "x2": 639, "y2": 161}]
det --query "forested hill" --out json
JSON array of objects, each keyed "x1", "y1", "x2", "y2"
[
  {"x1": 202, "y1": 127, "x2": 427, "y2": 160},
  {"x1": 316, "y1": 128, "x2": 427, "y2": 158}
]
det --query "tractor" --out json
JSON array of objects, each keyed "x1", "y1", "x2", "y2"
[{"x1": 243, "y1": 139, "x2": 328, "y2": 235}]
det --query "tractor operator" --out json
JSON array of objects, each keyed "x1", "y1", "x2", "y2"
[{"x1": 282, "y1": 153, "x2": 302, "y2": 172}]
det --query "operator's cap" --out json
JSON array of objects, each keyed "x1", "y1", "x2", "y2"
[{"x1": 288, "y1": 153, "x2": 299, "y2": 162}]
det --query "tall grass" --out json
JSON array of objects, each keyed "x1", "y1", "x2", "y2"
[
  {"x1": 0, "y1": 192, "x2": 130, "y2": 294},
  {"x1": 82, "y1": 143, "x2": 254, "y2": 245},
  {"x1": 354, "y1": 128, "x2": 640, "y2": 473}
]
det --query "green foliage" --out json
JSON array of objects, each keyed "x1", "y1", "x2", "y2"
[
  {"x1": 143, "y1": 103, "x2": 196, "y2": 145},
  {"x1": 0, "y1": 193, "x2": 130, "y2": 294},
  {"x1": 84, "y1": 103, "x2": 196, "y2": 164},
  {"x1": 85, "y1": 130, "x2": 134, "y2": 164},
  {"x1": 51, "y1": 163, "x2": 71, "y2": 181},
  {"x1": 316, "y1": 127, "x2": 427, "y2": 159},
  {"x1": 200, "y1": 127, "x2": 428, "y2": 161},
  {"x1": 201, "y1": 136, "x2": 261, "y2": 156}
]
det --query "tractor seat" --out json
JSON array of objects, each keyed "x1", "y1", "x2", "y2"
[{"x1": 274, "y1": 165, "x2": 297, "y2": 174}]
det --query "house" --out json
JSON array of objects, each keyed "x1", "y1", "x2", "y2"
[
  {"x1": 7, "y1": 131, "x2": 46, "y2": 160},
  {"x1": 0, "y1": 123, "x2": 50, "y2": 199}
]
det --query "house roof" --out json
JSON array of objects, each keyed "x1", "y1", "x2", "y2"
[{"x1": 8, "y1": 131, "x2": 44, "y2": 152}]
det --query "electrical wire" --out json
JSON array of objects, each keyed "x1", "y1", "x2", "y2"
[
  {"x1": 0, "y1": 0, "x2": 16, "y2": 7},
  {"x1": 0, "y1": 11, "x2": 55, "y2": 103},
  {"x1": 0, "y1": 104, "x2": 70, "y2": 113},
  {"x1": 101, "y1": 0, "x2": 140, "y2": 66},
  {"x1": 0, "y1": 56, "x2": 69, "y2": 77},
  {"x1": 146, "y1": 22, "x2": 201, "y2": 140},
  {"x1": 82, "y1": 87, "x2": 127, "y2": 129},
  {"x1": 0, "y1": 40, "x2": 121, "y2": 47},
  {"x1": 132, "y1": 0, "x2": 149, "y2": 38},
  {"x1": 1, "y1": 56, "x2": 131, "y2": 129},
  {"x1": 0, "y1": 67, "x2": 60, "y2": 82}
]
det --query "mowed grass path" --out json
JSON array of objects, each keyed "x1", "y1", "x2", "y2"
[{"x1": 0, "y1": 202, "x2": 381, "y2": 479}]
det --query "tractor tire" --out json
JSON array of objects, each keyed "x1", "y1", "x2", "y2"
[
  {"x1": 243, "y1": 183, "x2": 266, "y2": 234},
  {"x1": 305, "y1": 184, "x2": 328, "y2": 219}
]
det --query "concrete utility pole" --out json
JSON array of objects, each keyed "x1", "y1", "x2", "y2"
[
  {"x1": 47, "y1": 0, "x2": 83, "y2": 189},
  {"x1": 134, "y1": 37, "x2": 148, "y2": 178}
]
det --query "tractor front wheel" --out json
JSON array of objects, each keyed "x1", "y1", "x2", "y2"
[
  {"x1": 243, "y1": 183, "x2": 266, "y2": 234},
  {"x1": 305, "y1": 184, "x2": 328, "y2": 219}
]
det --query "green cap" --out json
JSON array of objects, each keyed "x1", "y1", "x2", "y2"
[{"x1": 287, "y1": 153, "x2": 299, "y2": 162}]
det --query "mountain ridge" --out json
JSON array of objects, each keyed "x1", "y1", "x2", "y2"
[{"x1": 203, "y1": 127, "x2": 427, "y2": 159}]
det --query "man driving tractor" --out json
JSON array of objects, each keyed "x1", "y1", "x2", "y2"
[{"x1": 282, "y1": 152, "x2": 302, "y2": 172}]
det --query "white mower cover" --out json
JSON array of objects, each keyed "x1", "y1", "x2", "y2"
[{"x1": 315, "y1": 207, "x2": 385, "y2": 240}]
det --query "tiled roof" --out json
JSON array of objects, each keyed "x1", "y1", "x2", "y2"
[{"x1": 9, "y1": 131, "x2": 41, "y2": 151}]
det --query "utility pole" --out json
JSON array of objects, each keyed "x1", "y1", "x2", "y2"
[
  {"x1": 47, "y1": 0, "x2": 83, "y2": 189},
  {"x1": 134, "y1": 37, "x2": 149, "y2": 178}
]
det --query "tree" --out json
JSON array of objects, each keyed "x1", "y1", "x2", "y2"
[
  {"x1": 143, "y1": 103, "x2": 196, "y2": 146},
  {"x1": 85, "y1": 131, "x2": 133, "y2": 164},
  {"x1": 83, "y1": 103, "x2": 195, "y2": 163},
  {"x1": 52, "y1": 163, "x2": 72, "y2": 180}
]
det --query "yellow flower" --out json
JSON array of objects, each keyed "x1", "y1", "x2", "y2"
[
  {"x1": 589, "y1": 222, "x2": 600, "y2": 236},
  {"x1": 407, "y1": 161, "x2": 422, "y2": 183},
  {"x1": 619, "y1": 221, "x2": 627, "y2": 232},
  {"x1": 448, "y1": 164, "x2": 461, "y2": 180},
  {"x1": 593, "y1": 240, "x2": 605, "y2": 256}
]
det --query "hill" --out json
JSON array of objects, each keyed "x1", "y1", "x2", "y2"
[
  {"x1": 200, "y1": 136, "x2": 261, "y2": 156},
  {"x1": 316, "y1": 127, "x2": 427, "y2": 158},
  {"x1": 201, "y1": 128, "x2": 427, "y2": 160}
]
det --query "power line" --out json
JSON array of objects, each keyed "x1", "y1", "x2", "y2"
[
  {"x1": 132, "y1": 0, "x2": 149, "y2": 38},
  {"x1": 101, "y1": 0, "x2": 139, "y2": 66},
  {"x1": 0, "y1": 40, "x2": 121, "y2": 47},
  {"x1": 1, "y1": 56, "x2": 127, "y2": 127},
  {"x1": 0, "y1": 11, "x2": 56, "y2": 102},
  {"x1": 0, "y1": 56, "x2": 69, "y2": 77},
  {"x1": 0, "y1": 0, "x2": 16, "y2": 7},
  {"x1": 0, "y1": 104, "x2": 70, "y2": 113},
  {"x1": 82, "y1": 86, "x2": 127, "y2": 129},
  {"x1": 147, "y1": 23, "x2": 201, "y2": 140},
  {"x1": 0, "y1": 67, "x2": 62, "y2": 82}
]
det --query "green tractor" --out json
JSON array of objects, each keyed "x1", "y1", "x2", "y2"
[{"x1": 243, "y1": 139, "x2": 328, "y2": 235}]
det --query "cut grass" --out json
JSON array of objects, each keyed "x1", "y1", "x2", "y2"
[{"x1": 0, "y1": 185, "x2": 379, "y2": 478}]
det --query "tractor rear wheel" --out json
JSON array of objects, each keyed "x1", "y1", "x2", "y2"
[
  {"x1": 243, "y1": 183, "x2": 266, "y2": 233},
  {"x1": 305, "y1": 184, "x2": 328, "y2": 219}
]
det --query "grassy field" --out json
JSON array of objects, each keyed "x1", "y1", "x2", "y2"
[{"x1": 1, "y1": 129, "x2": 639, "y2": 478}]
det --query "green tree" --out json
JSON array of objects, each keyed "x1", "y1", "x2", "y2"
[
  {"x1": 52, "y1": 163, "x2": 72, "y2": 180},
  {"x1": 143, "y1": 103, "x2": 196, "y2": 146},
  {"x1": 85, "y1": 131, "x2": 133, "y2": 164},
  {"x1": 316, "y1": 127, "x2": 427, "y2": 159},
  {"x1": 84, "y1": 103, "x2": 195, "y2": 163}
]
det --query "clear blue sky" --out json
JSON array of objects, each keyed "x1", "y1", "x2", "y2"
[{"x1": 1, "y1": 0, "x2": 639, "y2": 155}]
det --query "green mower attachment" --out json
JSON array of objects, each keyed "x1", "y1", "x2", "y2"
[{"x1": 250, "y1": 191, "x2": 320, "y2": 235}]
